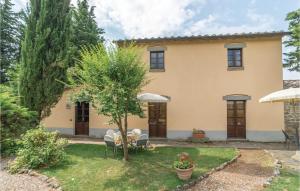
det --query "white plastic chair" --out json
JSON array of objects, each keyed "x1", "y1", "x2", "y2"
[
  {"x1": 104, "y1": 134, "x2": 121, "y2": 157},
  {"x1": 104, "y1": 134, "x2": 114, "y2": 141},
  {"x1": 133, "y1": 133, "x2": 149, "y2": 152},
  {"x1": 132, "y1": 129, "x2": 142, "y2": 136},
  {"x1": 139, "y1": 134, "x2": 148, "y2": 140},
  {"x1": 106, "y1": 129, "x2": 115, "y2": 137}
]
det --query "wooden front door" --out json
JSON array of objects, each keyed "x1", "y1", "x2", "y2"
[
  {"x1": 148, "y1": 102, "x2": 167, "y2": 137},
  {"x1": 75, "y1": 102, "x2": 89, "y2": 135},
  {"x1": 227, "y1": 100, "x2": 246, "y2": 138}
]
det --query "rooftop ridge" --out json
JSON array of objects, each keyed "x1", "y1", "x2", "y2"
[{"x1": 116, "y1": 30, "x2": 289, "y2": 43}]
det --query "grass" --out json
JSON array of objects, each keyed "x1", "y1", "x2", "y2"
[
  {"x1": 40, "y1": 144, "x2": 237, "y2": 191},
  {"x1": 264, "y1": 168, "x2": 300, "y2": 191}
]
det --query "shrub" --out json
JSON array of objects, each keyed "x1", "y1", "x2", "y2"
[
  {"x1": 1, "y1": 138, "x2": 22, "y2": 156},
  {"x1": 0, "y1": 85, "x2": 37, "y2": 155},
  {"x1": 8, "y1": 127, "x2": 68, "y2": 173}
]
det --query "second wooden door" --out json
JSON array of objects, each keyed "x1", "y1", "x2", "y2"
[
  {"x1": 148, "y1": 102, "x2": 167, "y2": 138},
  {"x1": 227, "y1": 100, "x2": 246, "y2": 138}
]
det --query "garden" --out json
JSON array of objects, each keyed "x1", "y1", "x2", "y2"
[{"x1": 40, "y1": 144, "x2": 237, "y2": 191}]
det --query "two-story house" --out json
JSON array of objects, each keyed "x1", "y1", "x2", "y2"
[{"x1": 43, "y1": 31, "x2": 287, "y2": 141}]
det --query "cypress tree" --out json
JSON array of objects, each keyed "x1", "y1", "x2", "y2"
[
  {"x1": 284, "y1": 9, "x2": 300, "y2": 72},
  {"x1": 19, "y1": 0, "x2": 71, "y2": 120},
  {"x1": 0, "y1": 0, "x2": 21, "y2": 83},
  {"x1": 69, "y1": 0, "x2": 104, "y2": 65}
]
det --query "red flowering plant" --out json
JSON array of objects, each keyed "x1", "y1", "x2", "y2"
[{"x1": 173, "y1": 152, "x2": 194, "y2": 169}]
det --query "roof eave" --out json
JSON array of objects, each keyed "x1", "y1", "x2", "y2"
[{"x1": 115, "y1": 31, "x2": 290, "y2": 44}]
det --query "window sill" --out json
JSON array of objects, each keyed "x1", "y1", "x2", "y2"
[
  {"x1": 149, "y1": 69, "x2": 165, "y2": 72},
  {"x1": 227, "y1": 66, "x2": 244, "y2": 71}
]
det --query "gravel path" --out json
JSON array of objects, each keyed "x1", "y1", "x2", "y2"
[
  {"x1": 189, "y1": 149, "x2": 274, "y2": 191},
  {"x1": 0, "y1": 158, "x2": 54, "y2": 191},
  {"x1": 267, "y1": 149, "x2": 300, "y2": 172}
]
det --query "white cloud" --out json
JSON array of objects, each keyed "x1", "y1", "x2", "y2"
[
  {"x1": 283, "y1": 69, "x2": 300, "y2": 80},
  {"x1": 91, "y1": 0, "x2": 206, "y2": 39},
  {"x1": 250, "y1": 0, "x2": 256, "y2": 6},
  {"x1": 184, "y1": 14, "x2": 216, "y2": 36},
  {"x1": 184, "y1": 8, "x2": 275, "y2": 35},
  {"x1": 12, "y1": 0, "x2": 276, "y2": 39},
  {"x1": 246, "y1": 8, "x2": 274, "y2": 27},
  {"x1": 12, "y1": 0, "x2": 27, "y2": 11},
  {"x1": 92, "y1": 0, "x2": 276, "y2": 39}
]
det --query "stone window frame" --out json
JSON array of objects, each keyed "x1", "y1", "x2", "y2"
[
  {"x1": 224, "y1": 43, "x2": 247, "y2": 71},
  {"x1": 147, "y1": 46, "x2": 167, "y2": 72}
]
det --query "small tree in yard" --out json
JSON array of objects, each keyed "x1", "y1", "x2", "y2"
[{"x1": 68, "y1": 44, "x2": 148, "y2": 161}]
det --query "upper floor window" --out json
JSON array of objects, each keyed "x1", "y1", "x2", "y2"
[
  {"x1": 150, "y1": 51, "x2": 164, "y2": 70},
  {"x1": 227, "y1": 48, "x2": 242, "y2": 67}
]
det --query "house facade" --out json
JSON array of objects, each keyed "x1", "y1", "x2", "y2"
[{"x1": 43, "y1": 31, "x2": 287, "y2": 141}]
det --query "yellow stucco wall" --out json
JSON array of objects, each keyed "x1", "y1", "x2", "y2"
[{"x1": 43, "y1": 36, "x2": 284, "y2": 141}]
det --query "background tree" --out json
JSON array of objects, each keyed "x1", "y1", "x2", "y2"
[
  {"x1": 69, "y1": 0, "x2": 104, "y2": 66},
  {"x1": 68, "y1": 44, "x2": 148, "y2": 161},
  {"x1": 16, "y1": 4, "x2": 30, "y2": 58},
  {"x1": 284, "y1": 8, "x2": 300, "y2": 72},
  {"x1": 0, "y1": 0, "x2": 22, "y2": 83},
  {"x1": 19, "y1": 0, "x2": 72, "y2": 120},
  {"x1": 0, "y1": 85, "x2": 37, "y2": 155}
]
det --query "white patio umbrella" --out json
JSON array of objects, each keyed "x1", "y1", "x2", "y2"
[
  {"x1": 137, "y1": 93, "x2": 169, "y2": 103},
  {"x1": 260, "y1": 88, "x2": 300, "y2": 160},
  {"x1": 259, "y1": 88, "x2": 300, "y2": 103}
]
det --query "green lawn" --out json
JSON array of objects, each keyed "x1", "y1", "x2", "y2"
[
  {"x1": 264, "y1": 168, "x2": 300, "y2": 191},
  {"x1": 41, "y1": 144, "x2": 237, "y2": 191}
]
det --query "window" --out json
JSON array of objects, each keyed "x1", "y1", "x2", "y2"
[
  {"x1": 227, "y1": 48, "x2": 242, "y2": 67},
  {"x1": 150, "y1": 51, "x2": 164, "y2": 70}
]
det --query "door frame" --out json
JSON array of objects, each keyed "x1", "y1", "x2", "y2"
[
  {"x1": 148, "y1": 102, "x2": 167, "y2": 138},
  {"x1": 227, "y1": 100, "x2": 246, "y2": 139},
  {"x1": 75, "y1": 101, "x2": 90, "y2": 136}
]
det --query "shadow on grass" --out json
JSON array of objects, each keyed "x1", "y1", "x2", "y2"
[
  {"x1": 100, "y1": 147, "x2": 235, "y2": 191},
  {"x1": 41, "y1": 144, "x2": 236, "y2": 191}
]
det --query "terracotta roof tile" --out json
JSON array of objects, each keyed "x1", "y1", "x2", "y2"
[{"x1": 116, "y1": 31, "x2": 289, "y2": 43}]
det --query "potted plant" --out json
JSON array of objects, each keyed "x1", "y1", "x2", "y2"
[
  {"x1": 173, "y1": 152, "x2": 194, "y2": 180},
  {"x1": 192, "y1": 129, "x2": 205, "y2": 139}
]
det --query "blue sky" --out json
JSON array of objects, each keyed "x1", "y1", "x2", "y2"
[{"x1": 13, "y1": 0, "x2": 300, "y2": 79}]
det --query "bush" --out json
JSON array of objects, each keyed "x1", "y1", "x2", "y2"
[
  {"x1": 0, "y1": 85, "x2": 38, "y2": 155},
  {"x1": 8, "y1": 127, "x2": 68, "y2": 173},
  {"x1": 1, "y1": 138, "x2": 22, "y2": 155}
]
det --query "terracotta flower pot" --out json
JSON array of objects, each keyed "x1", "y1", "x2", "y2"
[
  {"x1": 192, "y1": 132, "x2": 205, "y2": 139},
  {"x1": 175, "y1": 165, "x2": 194, "y2": 180}
]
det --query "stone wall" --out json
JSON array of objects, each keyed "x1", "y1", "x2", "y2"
[{"x1": 283, "y1": 80, "x2": 300, "y2": 142}]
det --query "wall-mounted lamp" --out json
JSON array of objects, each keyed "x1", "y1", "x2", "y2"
[
  {"x1": 66, "y1": 103, "x2": 71, "y2": 109},
  {"x1": 66, "y1": 99, "x2": 72, "y2": 109}
]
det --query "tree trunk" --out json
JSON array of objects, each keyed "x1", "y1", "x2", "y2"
[
  {"x1": 123, "y1": 111, "x2": 129, "y2": 161},
  {"x1": 118, "y1": 117, "x2": 129, "y2": 161},
  {"x1": 122, "y1": 134, "x2": 129, "y2": 161}
]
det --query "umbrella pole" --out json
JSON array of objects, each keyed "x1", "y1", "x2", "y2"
[
  {"x1": 296, "y1": 127, "x2": 300, "y2": 150},
  {"x1": 292, "y1": 102, "x2": 300, "y2": 150}
]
